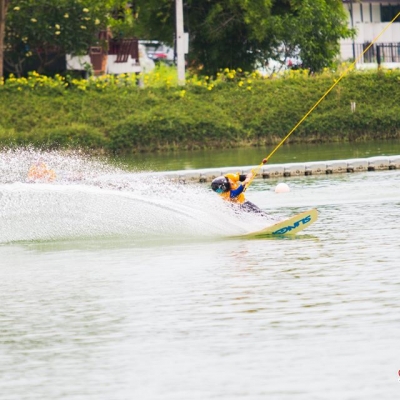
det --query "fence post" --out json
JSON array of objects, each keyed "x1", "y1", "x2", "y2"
[{"x1": 377, "y1": 45, "x2": 381, "y2": 68}]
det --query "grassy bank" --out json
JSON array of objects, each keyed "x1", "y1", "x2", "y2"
[{"x1": 0, "y1": 67, "x2": 399, "y2": 154}]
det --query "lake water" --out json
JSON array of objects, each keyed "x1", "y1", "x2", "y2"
[
  {"x1": 0, "y1": 148, "x2": 399, "y2": 400},
  {"x1": 118, "y1": 139, "x2": 400, "y2": 172}
]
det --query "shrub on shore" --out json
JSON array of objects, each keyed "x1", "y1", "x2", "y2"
[{"x1": 0, "y1": 66, "x2": 399, "y2": 154}]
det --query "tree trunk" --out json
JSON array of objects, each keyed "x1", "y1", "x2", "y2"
[{"x1": 0, "y1": 0, "x2": 8, "y2": 79}]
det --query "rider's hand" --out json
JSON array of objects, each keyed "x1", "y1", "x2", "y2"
[{"x1": 262, "y1": 158, "x2": 268, "y2": 164}]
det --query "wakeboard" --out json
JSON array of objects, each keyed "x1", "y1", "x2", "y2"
[{"x1": 241, "y1": 208, "x2": 318, "y2": 238}]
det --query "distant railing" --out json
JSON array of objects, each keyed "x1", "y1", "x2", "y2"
[
  {"x1": 108, "y1": 38, "x2": 139, "y2": 63},
  {"x1": 92, "y1": 30, "x2": 139, "y2": 64},
  {"x1": 354, "y1": 42, "x2": 400, "y2": 64}
]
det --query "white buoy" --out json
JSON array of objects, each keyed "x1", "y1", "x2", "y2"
[{"x1": 275, "y1": 182, "x2": 290, "y2": 193}]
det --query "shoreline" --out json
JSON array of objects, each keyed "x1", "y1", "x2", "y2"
[{"x1": 1, "y1": 69, "x2": 400, "y2": 154}]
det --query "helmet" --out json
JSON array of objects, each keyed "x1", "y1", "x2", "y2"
[{"x1": 211, "y1": 176, "x2": 230, "y2": 193}]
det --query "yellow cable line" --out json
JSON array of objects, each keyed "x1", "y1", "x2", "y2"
[{"x1": 245, "y1": 10, "x2": 400, "y2": 190}]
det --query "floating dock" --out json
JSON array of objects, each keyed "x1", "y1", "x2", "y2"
[{"x1": 159, "y1": 155, "x2": 400, "y2": 183}]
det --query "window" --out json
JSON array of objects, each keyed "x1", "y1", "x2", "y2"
[{"x1": 381, "y1": 4, "x2": 400, "y2": 22}]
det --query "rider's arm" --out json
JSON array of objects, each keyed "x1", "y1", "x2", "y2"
[
  {"x1": 230, "y1": 184, "x2": 245, "y2": 198},
  {"x1": 231, "y1": 172, "x2": 253, "y2": 198},
  {"x1": 239, "y1": 171, "x2": 253, "y2": 183}
]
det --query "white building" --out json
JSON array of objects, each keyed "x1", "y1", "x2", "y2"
[{"x1": 341, "y1": 0, "x2": 400, "y2": 68}]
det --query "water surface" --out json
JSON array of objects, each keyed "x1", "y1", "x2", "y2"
[
  {"x1": 117, "y1": 139, "x2": 400, "y2": 171},
  {"x1": 0, "y1": 149, "x2": 399, "y2": 400}
]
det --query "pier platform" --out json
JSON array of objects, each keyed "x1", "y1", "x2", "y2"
[{"x1": 159, "y1": 155, "x2": 400, "y2": 183}]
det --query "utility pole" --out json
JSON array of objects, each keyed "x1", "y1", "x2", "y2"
[
  {"x1": 175, "y1": 0, "x2": 185, "y2": 85},
  {"x1": 349, "y1": 0, "x2": 355, "y2": 61}
]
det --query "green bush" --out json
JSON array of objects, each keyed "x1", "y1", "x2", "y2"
[{"x1": 0, "y1": 68, "x2": 399, "y2": 153}]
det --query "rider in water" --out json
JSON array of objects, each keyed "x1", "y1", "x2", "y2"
[{"x1": 211, "y1": 170, "x2": 266, "y2": 216}]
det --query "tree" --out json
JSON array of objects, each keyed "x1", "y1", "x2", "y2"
[
  {"x1": 269, "y1": 0, "x2": 354, "y2": 72},
  {"x1": 134, "y1": 0, "x2": 354, "y2": 75},
  {"x1": 0, "y1": 0, "x2": 9, "y2": 78},
  {"x1": 3, "y1": 0, "x2": 136, "y2": 76}
]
